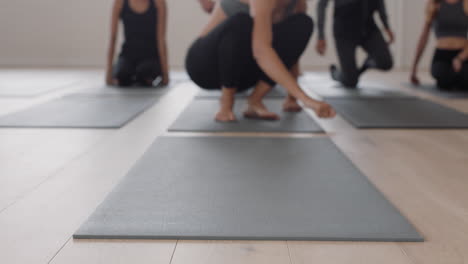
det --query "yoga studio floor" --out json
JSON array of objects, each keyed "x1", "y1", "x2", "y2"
[{"x1": 1, "y1": 68, "x2": 468, "y2": 264}]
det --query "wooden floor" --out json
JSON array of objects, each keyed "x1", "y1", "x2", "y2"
[{"x1": 1, "y1": 69, "x2": 467, "y2": 264}]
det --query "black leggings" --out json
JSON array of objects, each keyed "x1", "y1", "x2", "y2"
[
  {"x1": 333, "y1": 27, "x2": 393, "y2": 87},
  {"x1": 185, "y1": 13, "x2": 313, "y2": 92},
  {"x1": 431, "y1": 49, "x2": 468, "y2": 91},
  {"x1": 113, "y1": 56, "x2": 161, "y2": 87}
]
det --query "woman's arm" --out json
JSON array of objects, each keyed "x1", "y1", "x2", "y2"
[
  {"x1": 453, "y1": 44, "x2": 468, "y2": 72},
  {"x1": 377, "y1": 0, "x2": 390, "y2": 30},
  {"x1": 156, "y1": 0, "x2": 169, "y2": 85},
  {"x1": 199, "y1": 0, "x2": 216, "y2": 13},
  {"x1": 410, "y1": 0, "x2": 438, "y2": 85},
  {"x1": 106, "y1": 0, "x2": 123, "y2": 85},
  {"x1": 294, "y1": 0, "x2": 307, "y2": 14},
  {"x1": 377, "y1": 0, "x2": 394, "y2": 44},
  {"x1": 251, "y1": 0, "x2": 334, "y2": 118},
  {"x1": 315, "y1": 0, "x2": 329, "y2": 55},
  {"x1": 291, "y1": 0, "x2": 307, "y2": 78}
]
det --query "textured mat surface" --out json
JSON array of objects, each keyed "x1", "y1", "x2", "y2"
[
  {"x1": 196, "y1": 85, "x2": 287, "y2": 99},
  {"x1": 78, "y1": 85, "x2": 170, "y2": 96},
  {"x1": 0, "y1": 80, "x2": 77, "y2": 97},
  {"x1": 404, "y1": 83, "x2": 468, "y2": 99},
  {"x1": 300, "y1": 76, "x2": 410, "y2": 98},
  {"x1": 325, "y1": 97, "x2": 468, "y2": 128},
  {"x1": 0, "y1": 94, "x2": 158, "y2": 128},
  {"x1": 168, "y1": 99, "x2": 323, "y2": 133},
  {"x1": 74, "y1": 137, "x2": 423, "y2": 242}
]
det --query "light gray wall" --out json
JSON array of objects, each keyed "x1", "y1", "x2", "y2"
[{"x1": 0, "y1": 0, "x2": 433, "y2": 69}]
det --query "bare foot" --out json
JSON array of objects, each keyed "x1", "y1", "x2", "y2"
[
  {"x1": 215, "y1": 87, "x2": 237, "y2": 122},
  {"x1": 215, "y1": 109, "x2": 237, "y2": 122},
  {"x1": 244, "y1": 101, "x2": 280, "y2": 121},
  {"x1": 305, "y1": 100, "x2": 336, "y2": 118},
  {"x1": 282, "y1": 96, "x2": 302, "y2": 112}
]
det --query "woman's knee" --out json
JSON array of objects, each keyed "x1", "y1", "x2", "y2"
[
  {"x1": 376, "y1": 56, "x2": 393, "y2": 71},
  {"x1": 135, "y1": 61, "x2": 160, "y2": 82},
  {"x1": 285, "y1": 14, "x2": 314, "y2": 39},
  {"x1": 228, "y1": 13, "x2": 253, "y2": 33},
  {"x1": 340, "y1": 71, "x2": 359, "y2": 87},
  {"x1": 431, "y1": 65, "x2": 455, "y2": 89},
  {"x1": 341, "y1": 78, "x2": 359, "y2": 88},
  {"x1": 431, "y1": 62, "x2": 452, "y2": 80}
]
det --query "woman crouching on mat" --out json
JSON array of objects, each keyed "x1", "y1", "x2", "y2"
[
  {"x1": 410, "y1": 0, "x2": 468, "y2": 90},
  {"x1": 315, "y1": 0, "x2": 395, "y2": 88},
  {"x1": 106, "y1": 0, "x2": 169, "y2": 87},
  {"x1": 188, "y1": 0, "x2": 336, "y2": 122}
]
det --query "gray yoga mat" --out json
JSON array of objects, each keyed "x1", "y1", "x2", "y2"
[
  {"x1": 325, "y1": 97, "x2": 468, "y2": 129},
  {"x1": 304, "y1": 81, "x2": 410, "y2": 98},
  {"x1": 405, "y1": 83, "x2": 468, "y2": 99},
  {"x1": 78, "y1": 85, "x2": 170, "y2": 96},
  {"x1": 74, "y1": 137, "x2": 423, "y2": 242},
  {"x1": 169, "y1": 99, "x2": 323, "y2": 133},
  {"x1": 196, "y1": 85, "x2": 287, "y2": 99},
  {"x1": 0, "y1": 94, "x2": 158, "y2": 128},
  {"x1": 0, "y1": 80, "x2": 78, "y2": 97}
]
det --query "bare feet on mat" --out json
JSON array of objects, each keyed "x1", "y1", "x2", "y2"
[
  {"x1": 410, "y1": 73, "x2": 420, "y2": 86},
  {"x1": 215, "y1": 109, "x2": 237, "y2": 122},
  {"x1": 282, "y1": 95, "x2": 302, "y2": 112},
  {"x1": 305, "y1": 100, "x2": 336, "y2": 118},
  {"x1": 215, "y1": 87, "x2": 237, "y2": 122},
  {"x1": 244, "y1": 101, "x2": 280, "y2": 121}
]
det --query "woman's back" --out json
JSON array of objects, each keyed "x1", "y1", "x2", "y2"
[{"x1": 200, "y1": 0, "x2": 298, "y2": 37}]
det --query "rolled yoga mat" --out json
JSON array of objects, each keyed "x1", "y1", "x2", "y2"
[
  {"x1": 0, "y1": 94, "x2": 159, "y2": 128},
  {"x1": 74, "y1": 136, "x2": 423, "y2": 242},
  {"x1": 325, "y1": 97, "x2": 468, "y2": 129},
  {"x1": 168, "y1": 99, "x2": 324, "y2": 133}
]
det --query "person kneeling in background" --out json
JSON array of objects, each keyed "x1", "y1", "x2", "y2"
[{"x1": 106, "y1": 0, "x2": 169, "y2": 87}]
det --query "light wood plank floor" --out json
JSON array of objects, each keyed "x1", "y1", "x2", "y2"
[{"x1": 0, "y1": 69, "x2": 467, "y2": 264}]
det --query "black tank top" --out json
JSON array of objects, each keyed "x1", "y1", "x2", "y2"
[
  {"x1": 433, "y1": 1, "x2": 468, "y2": 39},
  {"x1": 120, "y1": 0, "x2": 158, "y2": 60}
]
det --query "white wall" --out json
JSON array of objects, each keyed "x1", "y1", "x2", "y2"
[{"x1": 0, "y1": 0, "x2": 434, "y2": 69}]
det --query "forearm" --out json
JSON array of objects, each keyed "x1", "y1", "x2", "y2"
[
  {"x1": 378, "y1": 0, "x2": 390, "y2": 30},
  {"x1": 155, "y1": 0, "x2": 168, "y2": 78},
  {"x1": 316, "y1": 0, "x2": 328, "y2": 40},
  {"x1": 106, "y1": 37, "x2": 117, "y2": 76},
  {"x1": 254, "y1": 47, "x2": 309, "y2": 102},
  {"x1": 457, "y1": 45, "x2": 468, "y2": 61},
  {"x1": 412, "y1": 26, "x2": 430, "y2": 73},
  {"x1": 158, "y1": 39, "x2": 169, "y2": 76}
]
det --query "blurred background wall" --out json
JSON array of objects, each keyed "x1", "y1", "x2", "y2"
[{"x1": 0, "y1": 0, "x2": 434, "y2": 70}]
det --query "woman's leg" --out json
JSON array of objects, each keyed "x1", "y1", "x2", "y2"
[
  {"x1": 135, "y1": 59, "x2": 161, "y2": 86},
  {"x1": 114, "y1": 56, "x2": 136, "y2": 87},
  {"x1": 185, "y1": 13, "x2": 258, "y2": 122},
  {"x1": 431, "y1": 49, "x2": 458, "y2": 90},
  {"x1": 247, "y1": 14, "x2": 313, "y2": 118},
  {"x1": 255, "y1": 14, "x2": 313, "y2": 87},
  {"x1": 282, "y1": 63, "x2": 303, "y2": 112},
  {"x1": 360, "y1": 30, "x2": 393, "y2": 74},
  {"x1": 431, "y1": 62, "x2": 457, "y2": 90},
  {"x1": 459, "y1": 62, "x2": 468, "y2": 90},
  {"x1": 332, "y1": 30, "x2": 360, "y2": 88}
]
